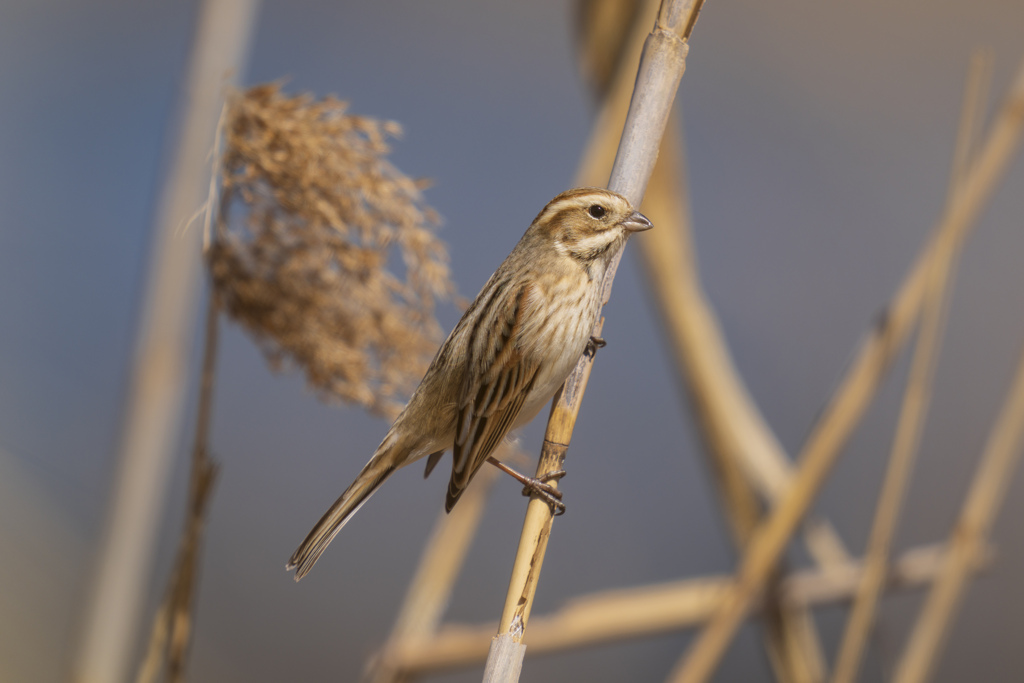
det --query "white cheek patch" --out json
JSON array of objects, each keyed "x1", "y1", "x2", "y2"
[{"x1": 571, "y1": 230, "x2": 618, "y2": 255}]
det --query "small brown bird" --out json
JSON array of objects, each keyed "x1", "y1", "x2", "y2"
[{"x1": 287, "y1": 187, "x2": 651, "y2": 579}]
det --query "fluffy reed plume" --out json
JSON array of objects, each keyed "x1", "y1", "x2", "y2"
[
  {"x1": 137, "y1": 84, "x2": 454, "y2": 683},
  {"x1": 209, "y1": 83, "x2": 454, "y2": 415}
]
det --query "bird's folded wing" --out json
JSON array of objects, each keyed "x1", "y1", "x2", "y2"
[{"x1": 448, "y1": 284, "x2": 539, "y2": 510}]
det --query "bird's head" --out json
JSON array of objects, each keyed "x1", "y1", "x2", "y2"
[{"x1": 532, "y1": 187, "x2": 652, "y2": 265}]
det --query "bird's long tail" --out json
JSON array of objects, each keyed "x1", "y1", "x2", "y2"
[{"x1": 287, "y1": 440, "x2": 400, "y2": 581}]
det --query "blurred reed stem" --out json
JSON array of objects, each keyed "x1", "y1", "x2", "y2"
[
  {"x1": 388, "y1": 541, "x2": 991, "y2": 674},
  {"x1": 667, "y1": 54, "x2": 1024, "y2": 683},
  {"x1": 135, "y1": 292, "x2": 222, "y2": 683},
  {"x1": 577, "y1": 1, "x2": 849, "y2": 574},
  {"x1": 578, "y1": 1, "x2": 834, "y2": 679},
  {"x1": 363, "y1": 463, "x2": 500, "y2": 683},
  {"x1": 72, "y1": 3, "x2": 258, "y2": 682},
  {"x1": 892, "y1": 322, "x2": 1024, "y2": 683},
  {"x1": 829, "y1": 51, "x2": 992, "y2": 683}
]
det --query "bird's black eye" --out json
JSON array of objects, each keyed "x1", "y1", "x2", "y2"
[{"x1": 588, "y1": 204, "x2": 606, "y2": 219}]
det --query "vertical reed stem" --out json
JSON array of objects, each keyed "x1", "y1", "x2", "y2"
[
  {"x1": 483, "y1": 3, "x2": 706, "y2": 681},
  {"x1": 73, "y1": 3, "x2": 258, "y2": 681}
]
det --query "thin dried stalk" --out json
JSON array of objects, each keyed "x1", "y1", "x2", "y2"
[
  {"x1": 487, "y1": 319, "x2": 605, "y2": 679},
  {"x1": 576, "y1": 0, "x2": 764, "y2": 549},
  {"x1": 575, "y1": 5, "x2": 847, "y2": 574},
  {"x1": 644, "y1": 95, "x2": 829, "y2": 683},
  {"x1": 667, "y1": 56, "x2": 1024, "y2": 683},
  {"x1": 891, "y1": 348, "x2": 1024, "y2": 682},
  {"x1": 587, "y1": 35, "x2": 831, "y2": 683},
  {"x1": 390, "y1": 541, "x2": 991, "y2": 674},
  {"x1": 134, "y1": 599, "x2": 171, "y2": 683},
  {"x1": 363, "y1": 462, "x2": 501, "y2": 683},
  {"x1": 134, "y1": 295, "x2": 221, "y2": 683},
  {"x1": 760, "y1": 592, "x2": 825, "y2": 683},
  {"x1": 484, "y1": 2, "x2": 705, "y2": 679},
  {"x1": 830, "y1": 53, "x2": 991, "y2": 683},
  {"x1": 638, "y1": 128, "x2": 836, "y2": 682},
  {"x1": 627, "y1": 132, "x2": 851, "y2": 565},
  {"x1": 72, "y1": 3, "x2": 258, "y2": 682},
  {"x1": 574, "y1": 0, "x2": 647, "y2": 102},
  {"x1": 576, "y1": 3, "x2": 831, "y2": 678}
]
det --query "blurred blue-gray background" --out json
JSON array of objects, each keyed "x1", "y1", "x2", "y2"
[{"x1": 2, "y1": 1, "x2": 1023, "y2": 681}]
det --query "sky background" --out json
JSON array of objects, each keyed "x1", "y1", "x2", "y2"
[{"x1": 2, "y1": 1, "x2": 1023, "y2": 682}]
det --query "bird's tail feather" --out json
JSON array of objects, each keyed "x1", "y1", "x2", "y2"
[{"x1": 287, "y1": 443, "x2": 398, "y2": 581}]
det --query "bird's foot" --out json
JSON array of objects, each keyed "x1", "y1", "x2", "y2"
[
  {"x1": 520, "y1": 471, "x2": 566, "y2": 516},
  {"x1": 586, "y1": 335, "x2": 607, "y2": 357},
  {"x1": 487, "y1": 457, "x2": 566, "y2": 515}
]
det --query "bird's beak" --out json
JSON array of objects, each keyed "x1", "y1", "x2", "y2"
[{"x1": 622, "y1": 210, "x2": 653, "y2": 233}]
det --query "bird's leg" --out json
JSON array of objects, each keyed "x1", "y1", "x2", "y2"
[
  {"x1": 486, "y1": 456, "x2": 566, "y2": 515},
  {"x1": 585, "y1": 335, "x2": 606, "y2": 357}
]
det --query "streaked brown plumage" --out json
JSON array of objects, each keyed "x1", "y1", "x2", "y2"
[{"x1": 287, "y1": 187, "x2": 651, "y2": 580}]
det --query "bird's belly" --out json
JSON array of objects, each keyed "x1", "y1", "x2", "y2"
[{"x1": 513, "y1": 332, "x2": 590, "y2": 430}]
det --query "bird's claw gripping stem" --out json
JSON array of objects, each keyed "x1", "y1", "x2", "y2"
[
  {"x1": 487, "y1": 459, "x2": 567, "y2": 515},
  {"x1": 586, "y1": 335, "x2": 606, "y2": 357},
  {"x1": 520, "y1": 470, "x2": 566, "y2": 515}
]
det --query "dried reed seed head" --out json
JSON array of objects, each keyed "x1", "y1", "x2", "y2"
[{"x1": 209, "y1": 83, "x2": 454, "y2": 416}]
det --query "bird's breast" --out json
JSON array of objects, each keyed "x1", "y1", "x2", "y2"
[{"x1": 512, "y1": 273, "x2": 604, "y2": 428}]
